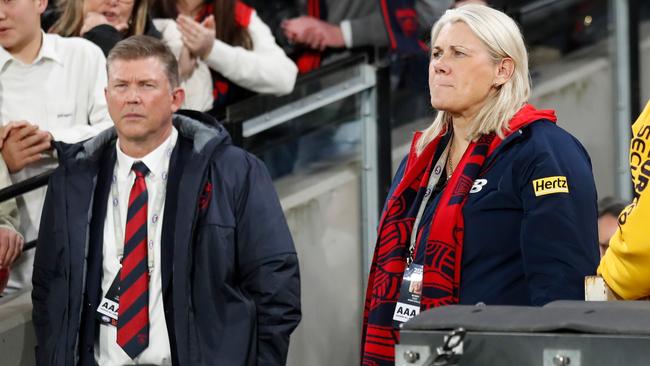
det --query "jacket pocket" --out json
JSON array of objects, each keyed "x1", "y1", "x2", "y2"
[{"x1": 194, "y1": 224, "x2": 236, "y2": 284}]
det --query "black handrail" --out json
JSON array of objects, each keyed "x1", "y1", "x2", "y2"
[
  {"x1": 23, "y1": 240, "x2": 37, "y2": 252},
  {"x1": 0, "y1": 170, "x2": 53, "y2": 204},
  {"x1": 0, "y1": 170, "x2": 53, "y2": 252}
]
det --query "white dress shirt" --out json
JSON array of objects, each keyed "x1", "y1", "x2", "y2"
[
  {"x1": 96, "y1": 128, "x2": 178, "y2": 365},
  {"x1": 0, "y1": 32, "x2": 112, "y2": 292}
]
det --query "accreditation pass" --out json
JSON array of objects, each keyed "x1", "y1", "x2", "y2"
[{"x1": 393, "y1": 263, "x2": 423, "y2": 327}]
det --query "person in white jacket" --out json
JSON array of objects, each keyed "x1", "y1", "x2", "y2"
[{"x1": 152, "y1": 0, "x2": 298, "y2": 116}]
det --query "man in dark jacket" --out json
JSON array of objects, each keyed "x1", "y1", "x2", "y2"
[{"x1": 31, "y1": 35, "x2": 301, "y2": 365}]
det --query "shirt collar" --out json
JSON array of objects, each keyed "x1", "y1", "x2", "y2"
[
  {"x1": 36, "y1": 32, "x2": 62, "y2": 65},
  {"x1": 0, "y1": 32, "x2": 62, "y2": 70},
  {"x1": 116, "y1": 127, "x2": 178, "y2": 181},
  {"x1": 0, "y1": 46, "x2": 11, "y2": 70}
]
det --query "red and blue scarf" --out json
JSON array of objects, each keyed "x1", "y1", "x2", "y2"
[
  {"x1": 361, "y1": 104, "x2": 557, "y2": 365},
  {"x1": 295, "y1": 0, "x2": 327, "y2": 74},
  {"x1": 379, "y1": 0, "x2": 428, "y2": 55}
]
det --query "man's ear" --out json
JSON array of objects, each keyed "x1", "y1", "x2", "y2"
[
  {"x1": 37, "y1": 0, "x2": 48, "y2": 15},
  {"x1": 494, "y1": 57, "x2": 515, "y2": 86},
  {"x1": 170, "y1": 87, "x2": 185, "y2": 113}
]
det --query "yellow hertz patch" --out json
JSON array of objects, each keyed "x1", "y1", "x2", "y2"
[{"x1": 532, "y1": 176, "x2": 569, "y2": 197}]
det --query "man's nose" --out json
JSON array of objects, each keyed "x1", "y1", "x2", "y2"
[{"x1": 125, "y1": 88, "x2": 142, "y2": 104}]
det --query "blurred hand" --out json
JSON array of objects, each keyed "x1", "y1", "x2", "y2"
[
  {"x1": 454, "y1": 0, "x2": 488, "y2": 7},
  {"x1": 178, "y1": 45, "x2": 198, "y2": 80},
  {"x1": 0, "y1": 120, "x2": 31, "y2": 149},
  {"x1": 0, "y1": 227, "x2": 23, "y2": 269},
  {"x1": 80, "y1": 12, "x2": 128, "y2": 36},
  {"x1": 177, "y1": 15, "x2": 216, "y2": 59},
  {"x1": 1, "y1": 122, "x2": 52, "y2": 173},
  {"x1": 282, "y1": 16, "x2": 345, "y2": 51}
]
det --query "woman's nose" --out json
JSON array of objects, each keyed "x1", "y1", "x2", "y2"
[{"x1": 432, "y1": 59, "x2": 450, "y2": 74}]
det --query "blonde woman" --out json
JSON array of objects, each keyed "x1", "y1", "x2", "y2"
[
  {"x1": 362, "y1": 5, "x2": 599, "y2": 364},
  {"x1": 49, "y1": 0, "x2": 157, "y2": 56}
]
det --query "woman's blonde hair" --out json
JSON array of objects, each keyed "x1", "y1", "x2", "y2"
[
  {"x1": 417, "y1": 4, "x2": 531, "y2": 153},
  {"x1": 50, "y1": 0, "x2": 149, "y2": 37}
]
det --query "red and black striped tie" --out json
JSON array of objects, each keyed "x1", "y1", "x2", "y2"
[{"x1": 117, "y1": 161, "x2": 150, "y2": 359}]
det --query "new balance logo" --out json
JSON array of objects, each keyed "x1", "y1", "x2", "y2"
[
  {"x1": 532, "y1": 176, "x2": 569, "y2": 196},
  {"x1": 470, "y1": 179, "x2": 488, "y2": 193}
]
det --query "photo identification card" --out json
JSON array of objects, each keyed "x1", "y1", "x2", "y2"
[{"x1": 392, "y1": 263, "x2": 423, "y2": 327}]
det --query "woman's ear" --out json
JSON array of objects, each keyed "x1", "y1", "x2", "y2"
[{"x1": 494, "y1": 57, "x2": 515, "y2": 86}]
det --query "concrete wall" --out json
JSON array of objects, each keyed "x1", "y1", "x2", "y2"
[
  {"x1": 0, "y1": 292, "x2": 35, "y2": 366},
  {"x1": 529, "y1": 28, "x2": 650, "y2": 200},
  {"x1": 280, "y1": 165, "x2": 363, "y2": 365},
  {"x1": 640, "y1": 36, "x2": 650, "y2": 117}
]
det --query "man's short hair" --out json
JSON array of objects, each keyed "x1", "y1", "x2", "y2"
[
  {"x1": 598, "y1": 196, "x2": 627, "y2": 218},
  {"x1": 107, "y1": 35, "x2": 180, "y2": 88}
]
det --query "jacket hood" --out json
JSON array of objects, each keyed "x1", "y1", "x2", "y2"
[
  {"x1": 55, "y1": 111, "x2": 231, "y2": 163},
  {"x1": 487, "y1": 104, "x2": 557, "y2": 155},
  {"x1": 507, "y1": 103, "x2": 557, "y2": 132}
]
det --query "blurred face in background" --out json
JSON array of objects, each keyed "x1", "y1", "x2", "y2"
[
  {"x1": 0, "y1": 0, "x2": 46, "y2": 54},
  {"x1": 598, "y1": 213, "x2": 618, "y2": 257},
  {"x1": 83, "y1": 0, "x2": 134, "y2": 29}
]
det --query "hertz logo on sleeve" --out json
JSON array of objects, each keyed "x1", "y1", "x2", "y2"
[{"x1": 532, "y1": 176, "x2": 569, "y2": 196}]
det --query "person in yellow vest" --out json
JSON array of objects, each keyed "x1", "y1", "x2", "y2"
[{"x1": 598, "y1": 100, "x2": 650, "y2": 299}]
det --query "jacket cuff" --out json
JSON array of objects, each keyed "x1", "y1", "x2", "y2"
[
  {"x1": 348, "y1": 12, "x2": 390, "y2": 48},
  {"x1": 340, "y1": 20, "x2": 353, "y2": 48}
]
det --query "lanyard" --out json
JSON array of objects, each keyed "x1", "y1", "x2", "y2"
[
  {"x1": 407, "y1": 142, "x2": 451, "y2": 265},
  {"x1": 110, "y1": 146, "x2": 173, "y2": 272}
]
